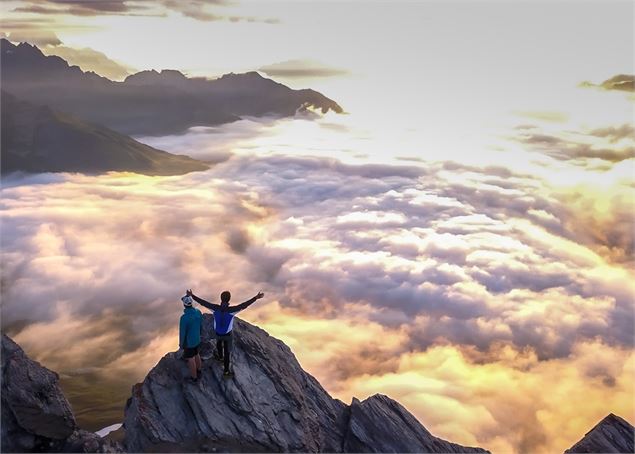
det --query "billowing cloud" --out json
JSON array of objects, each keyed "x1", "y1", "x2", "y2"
[
  {"x1": 514, "y1": 110, "x2": 569, "y2": 123},
  {"x1": 40, "y1": 45, "x2": 136, "y2": 80},
  {"x1": 16, "y1": 0, "x2": 132, "y2": 14},
  {"x1": 581, "y1": 74, "x2": 635, "y2": 92},
  {"x1": 3, "y1": 154, "x2": 632, "y2": 357},
  {"x1": 259, "y1": 59, "x2": 350, "y2": 79},
  {"x1": 337, "y1": 340, "x2": 634, "y2": 454},
  {"x1": 515, "y1": 131, "x2": 635, "y2": 163},
  {"x1": 11, "y1": 0, "x2": 278, "y2": 23},
  {"x1": 590, "y1": 124, "x2": 635, "y2": 143},
  {"x1": 5, "y1": 29, "x2": 62, "y2": 46}
]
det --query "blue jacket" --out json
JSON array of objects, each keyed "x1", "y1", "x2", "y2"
[{"x1": 179, "y1": 306, "x2": 202, "y2": 348}]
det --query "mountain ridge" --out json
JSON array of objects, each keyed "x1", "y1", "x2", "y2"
[
  {"x1": 1, "y1": 91, "x2": 209, "y2": 175},
  {"x1": 1, "y1": 38, "x2": 343, "y2": 136}
]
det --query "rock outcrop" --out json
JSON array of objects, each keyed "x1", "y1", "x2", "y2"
[
  {"x1": 1, "y1": 334, "x2": 121, "y2": 453},
  {"x1": 343, "y1": 394, "x2": 484, "y2": 453},
  {"x1": 565, "y1": 413, "x2": 634, "y2": 453},
  {"x1": 123, "y1": 316, "x2": 488, "y2": 453}
]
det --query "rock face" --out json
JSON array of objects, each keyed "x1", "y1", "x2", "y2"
[
  {"x1": 565, "y1": 413, "x2": 634, "y2": 453},
  {"x1": 1, "y1": 334, "x2": 76, "y2": 451},
  {"x1": 343, "y1": 394, "x2": 485, "y2": 453},
  {"x1": 1, "y1": 334, "x2": 121, "y2": 453},
  {"x1": 123, "y1": 316, "x2": 488, "y2": 453}
]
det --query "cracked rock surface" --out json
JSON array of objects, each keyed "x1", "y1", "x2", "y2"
[
  {"x1": 1, "y1": 334, "x2": 122, "y2": 453},
  {"x1": 123, "y1": 316, "x2": 488, "y2": 453}
]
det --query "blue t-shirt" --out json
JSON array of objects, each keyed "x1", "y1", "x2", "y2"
[{"x1": 214, "y1": 309, "x2": 236, "y2": 335}]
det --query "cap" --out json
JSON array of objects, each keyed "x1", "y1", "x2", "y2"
[{"x1": 181, "y1": 295, "x2": 193, "y2": 306}]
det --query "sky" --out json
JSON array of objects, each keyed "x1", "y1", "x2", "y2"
[{"x1": 1, "y1": 1, "x2": 634, "y2": 453}]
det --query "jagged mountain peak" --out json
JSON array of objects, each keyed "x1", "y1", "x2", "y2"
[
  {"x1": 565, "y1": 413, "x2": 634, "y2": 453},
  {"x1": 219, "y1": 70, "x2": 266, "y2": 79},
  {"x1": 123, "y1": 315, "x2": 488, "y2": 453},
  {"x1": 124, "y1": 69, "x2": 189, "y2": 84}
]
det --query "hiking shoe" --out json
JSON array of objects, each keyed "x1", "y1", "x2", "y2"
[
  {"x1": 197, "y1": 369, "x2": 202, "y2": 380},
  {"x1": 223, "y1": 370, "x2": 234, "y2": 378},
  {"x1": 186, "y1": 376, "x2": 199, "y2": 384}
]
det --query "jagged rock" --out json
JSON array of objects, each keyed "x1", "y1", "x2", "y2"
[
  {"x1": 62, "y1": 429, "x2": 123, "y2": 453},
  {"x1": 1, "y1": 334, "x2": 123, "y2": 453},
  {"x1": 343, "y1": 394, "x2": 487, "y2": 453},
  {"x1": 123, "y1": 317, "x2": 348, "y2": 452},
  {"x1": 123, "y1": 316, "x2": 489, "y2": 453},
  {"x1": 565, "y1": 413, "x2": 634, "y2": 453},
  {"x1": 1, "y1": 333, "x2": 76, "y2": 451}
]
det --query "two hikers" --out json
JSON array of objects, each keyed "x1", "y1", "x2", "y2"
[{"x1": 179, "y1": 289, "x2": 264, "y2": 379}]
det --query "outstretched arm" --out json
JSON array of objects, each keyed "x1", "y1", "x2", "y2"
[
  {"x1": 228, "y1": 292, "x2": 265, "y2": 313},
  {"x1": 187, "y1": 289, "x2": 221, "y2": 311}
]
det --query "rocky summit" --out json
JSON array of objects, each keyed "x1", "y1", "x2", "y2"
[
  {"x1": 123, "y1": 315, "x2": 488, "y2": 453},
  {"x1": 2, "y1": 321, "x2": 632, "y2": 453},
  {"x1": 0, "y1": 334, "x2": 121, "y2": 453},
  {"x1": 565, "y1": 413, "x2": 634, "y2": 454}
]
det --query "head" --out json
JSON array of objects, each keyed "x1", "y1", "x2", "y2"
[
  {"x1": 220, "y1": 290, "x2": 231, "y2": 304},
  {"x1": 181, "y1": 295, "x2": 193, "y2": 307}
]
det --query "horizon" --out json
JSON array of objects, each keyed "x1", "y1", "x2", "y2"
[{"x1": 1, "y1": 1, "x2": 634, "y2": 453}]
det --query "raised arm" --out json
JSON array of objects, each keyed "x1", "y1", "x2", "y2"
[
  {"x1": 228, "y1": 292, "x2": 265, "y2": 313},
  {"x1": 187, "y1": 289, "x2": 221, "y2": 311}
]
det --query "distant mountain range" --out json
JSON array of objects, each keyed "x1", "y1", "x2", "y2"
[
  {"x1": 1, "y1": 39, "x2": 343, "y2": 137},
  {"x1": 0, "y1": 38, "x2": 343, "y2": 175},
  {"x1": 1, "y1": 92, "x2": 208, "y2": 175}
]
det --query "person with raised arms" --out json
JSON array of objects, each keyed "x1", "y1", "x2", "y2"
[{"x1": 186, "y1": 289, "x2": 264, "y2": 377}]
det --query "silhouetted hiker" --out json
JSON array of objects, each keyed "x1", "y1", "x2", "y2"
[
  {"x1": 186, "y1": 289, "x2": 264, "y2": 377},
  {"x1": 179, "y1": 295, "x2": 202, "y2": 383}
]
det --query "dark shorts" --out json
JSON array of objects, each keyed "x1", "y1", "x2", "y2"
[{"x1": 183, "y1": 344, "x2": 200, "y2": 359}]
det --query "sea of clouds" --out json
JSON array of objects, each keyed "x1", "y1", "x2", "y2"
[{"x1": 1, "y1": 113, "x2": 633, "y2": 452}]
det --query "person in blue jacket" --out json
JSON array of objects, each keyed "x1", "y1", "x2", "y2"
[
  {"x1": 186, "y1": 289, "x2": 264, "y2": 377},
  {"x1": 179, "y1": 295, "x2": 203, "y2": 382}
]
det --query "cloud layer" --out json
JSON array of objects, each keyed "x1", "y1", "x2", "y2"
[
  {"x1": 11, "y1": 0, "x2": 279, "y2": 23},
  {"x1": 1, "y1": 137, "x2": 633, "y2": 451},
  {"x1": 259, "y1": 59, "x2": 350, "y2": 79},
  {"x1": 41, "y1": 45, "x2": 135, "y2": 80},
  {"x1": 581, "y1": 74, "x2": 635, "y2": 92}
]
